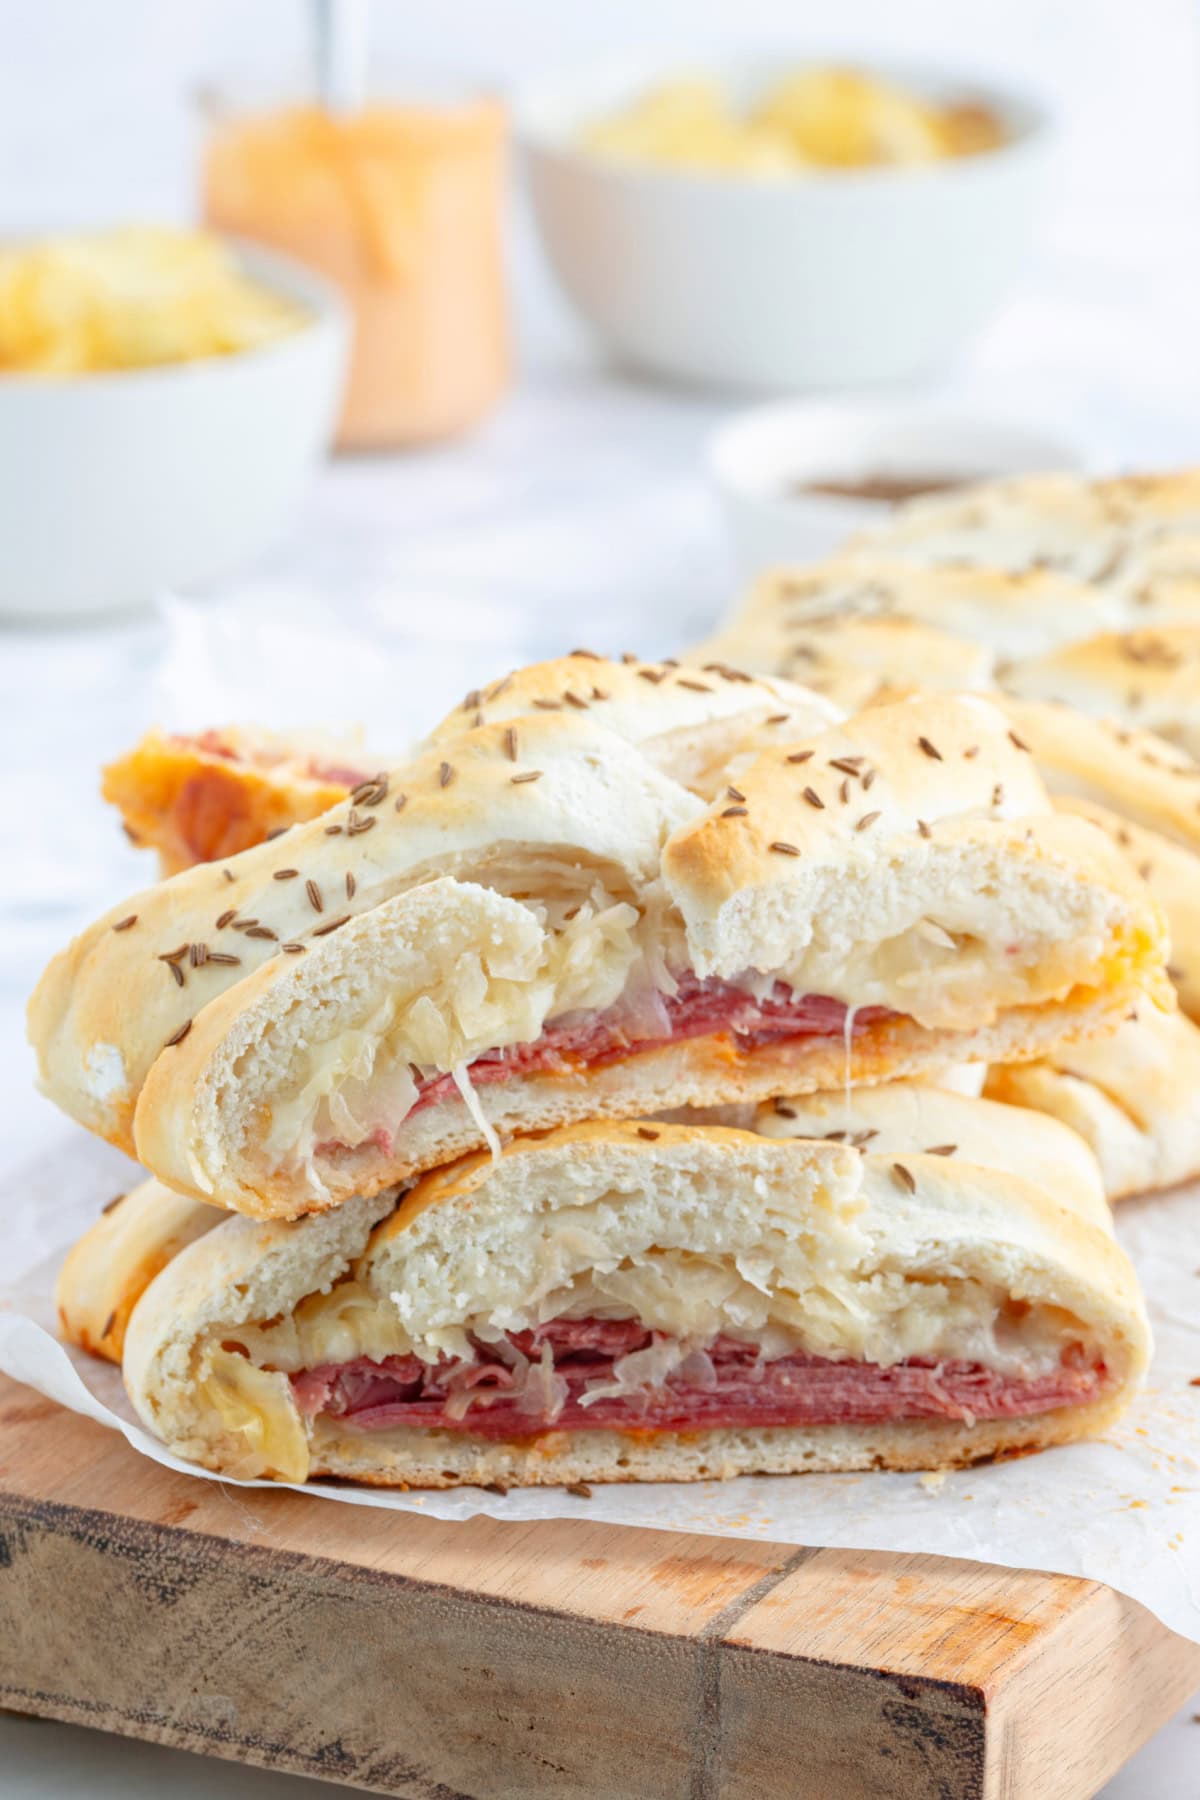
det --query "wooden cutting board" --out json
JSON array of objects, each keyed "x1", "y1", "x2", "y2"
[{"x1": 0, "y1": 1374, "x2": 1196, "y2": 1800}]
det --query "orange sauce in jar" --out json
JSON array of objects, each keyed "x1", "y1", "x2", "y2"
[{"x1": 203, "y1": 97, "x2": 510, "y2": 449}]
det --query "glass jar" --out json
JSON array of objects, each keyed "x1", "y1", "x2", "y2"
[{"x1": 201, "y1": 86, "x2": 511, "y2": 449}]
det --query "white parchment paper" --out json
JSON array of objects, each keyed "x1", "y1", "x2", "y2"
[{"x1": 2, "y1": 1131, "x2": 1198, "y2": 1642}]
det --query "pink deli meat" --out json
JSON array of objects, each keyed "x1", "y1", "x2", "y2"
[
  {"x1": 290, "y1": 1319, "x2": 1108, "y2": 1439},
  {"x1": 408, "y1": 976, "x2": 893, "y2": 1117}
]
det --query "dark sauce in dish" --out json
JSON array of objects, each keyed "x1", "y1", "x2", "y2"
[{"x1": 791, "y1": 473, "x2": 970, "y2": 505}]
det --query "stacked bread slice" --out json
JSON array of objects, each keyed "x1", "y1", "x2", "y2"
[
  {"x1": 691, "y1": 467, "x2": 1200, "y2": 1203},
  {"x1": 35, "y1": 655, "x2": 1165, "y2": 1487}
]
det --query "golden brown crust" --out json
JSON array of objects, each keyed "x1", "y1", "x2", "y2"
[
  {"x1": 749, "y1": 1081, "x2": 1112, "y2": 1228},
  {"x1": 1053, "y1": 795, "x2": 1200, "y2": 1019},
  {"x1": 1092, "y1": 468, "x2": 1200, "y2": 522},
  {"x1": 985, "y1": 1003, "x2": 1200, "y2": 1202},
  {"x1": 55, "y1": 1179, "x2": 221, "y2": 1362},
  {"x1": 995, "y1": 697, "x2": 1200, "y2": 855},
  {"x1": 102, "y1": 663, "x2": 835, "y2": 881},
  {"x1": 662, "y1": 693, "x2": 1150, "y2": 929},
  {"x1": 852, "y1": 467, "x2": 1200, "y2": 584},
  {"x1": 422, "y1": 652, "x2": 832, "y2": 745},
  {"x1": 37, "y1": 659, "x2": 844, "y2": 1156},
  {"x1": 695, "y1": 555, "x2": 1125, "y2": 676},
  {"x1": 695, "y1": 610, "x2": 990, "y2": 706},
  {"x1": 102, "y1": 727, "x2": 371, "y2": 875},
  {"x1": 1005, "y1": 626, "x2": 1200, "y2": 758},
  {"x1": 30, "y1": 709, "x2": 701, "y2": 1152}
]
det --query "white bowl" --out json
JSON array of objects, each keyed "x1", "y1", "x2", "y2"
[
  {"x1": 0, "y1": 241, "x2": 349, "y2": 621},
  {"x1": 708, "y1": 400, "x2": 1085, "y2": 572},
  {"x1": 518, "y1": 56, "x2": 1053, "y2": 391}
]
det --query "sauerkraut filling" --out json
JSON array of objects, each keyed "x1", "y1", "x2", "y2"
[
  {"x1": 400, "y1": 977, "x2": 891, "y2": 1121},
  {"x1": 199, "y1": 1245, "x2": 1112, "y2": 1469},
  {"x1": 285, "y1": 1322, "x2": 1112, "y2": 1438},
  {"x1": 275, "y1": 881, "x2": 652, "y2": 1169},
  {"x1": 270, "y1": 868, "x2": 1122, "y2": 1177}
]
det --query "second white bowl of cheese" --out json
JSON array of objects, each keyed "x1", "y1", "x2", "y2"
[
  {"x1": 0, "y1": 237, "x2": 348, "y2": 620},
  {"x1": 519, "y1": 57, "x2": 1053, "y2": 391}
]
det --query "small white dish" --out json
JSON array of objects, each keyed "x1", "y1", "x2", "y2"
[
  {"x1": 706, "y1": 400, "x2": 1085, "y2": 571},
  {"x1": 518, "y1": 55, "x2": 1054, "y2": 391},
  {"x1": 0, "y1": 240, "x2": 349, "y2": 622}
]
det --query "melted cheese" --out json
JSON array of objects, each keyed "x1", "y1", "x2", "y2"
[
  {"x1": 198, "y1": 1244, "x2": 1092, "y2": 1474},
  {"x1": 228, "y1": 1232, "x2": 1090, "y2": 1389},
  {"x1": 258, "y1": 847, "x2": 1144, "y2": 1177},
  {"x1": 266, "y1": 891, "x2": 642, "y2": 1165},
  {"x1": 777, "y1": 918, "x2": 1117, "y2": 1032},
  {"x1": 197, "y1": 1343, "x2": 311, "y2": 1482}
]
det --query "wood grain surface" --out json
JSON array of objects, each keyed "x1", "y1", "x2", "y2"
[{"x1": 0, "y1": 1374, "x2": 1196, "y2": 1799}]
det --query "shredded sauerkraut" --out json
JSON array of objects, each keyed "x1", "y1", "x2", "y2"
[
  {"x1": 228, "y1": 1237, "x2": 1093, "y2": 1400},
  {"x1": 452, "y1": 1062, "x2": 502, "y2": 1158},
  {"x1": 575, "y1": 1332, "x2": 712, "y2": 1407},
  {"x1": 267, "y1": 883, "x2": 644, "y2": 1164}
]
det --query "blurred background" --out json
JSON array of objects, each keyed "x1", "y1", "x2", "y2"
[
  {"x1": 6, "y1": 0, "x2": 1199, "y2": 381},
  {"x1": 1, "y1": 0, "x2": 1199, "y2": 1170},
  {"x1": 3, "y1": 14, "x2": 1200, "y2": 1793},
  {"x1": 7, "y1": 2, "x2": 1200, "y2": 283}
]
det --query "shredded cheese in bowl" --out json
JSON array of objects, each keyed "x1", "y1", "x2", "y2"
[
  {"x1": 0, "y1": 225, "x2": 307, "y2": 375},
  {"x1": 580, "y1": 67, "x2": 1007, "y2": 177}
]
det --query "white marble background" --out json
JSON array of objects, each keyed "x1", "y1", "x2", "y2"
[{"x1": 1, "y1": 1, "x2": 1199, "y2": 1791}]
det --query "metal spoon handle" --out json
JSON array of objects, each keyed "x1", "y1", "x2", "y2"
[{"x1": 312, "y1": 0, "x2": 370, "y2": 114}]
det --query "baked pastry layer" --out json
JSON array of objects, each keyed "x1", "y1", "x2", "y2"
[
  {"x1": 118, "y1": 1116, "x2": 1150, "y2": 1487},
  {"x1": 30, "y1": 684, "x2": 1165, "y2": 1220},
  {"x1": 986, "y1": 1003, "x2": 1200, "y2": 1202}
]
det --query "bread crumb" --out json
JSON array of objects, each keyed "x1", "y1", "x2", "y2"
[{"x1": 919, "y1": 1470, "x2": 948, "y2": 1494}]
